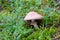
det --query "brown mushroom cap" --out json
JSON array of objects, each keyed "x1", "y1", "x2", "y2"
[{"x1": 24, "y1": 11, "x2": 42, "y2": 20}]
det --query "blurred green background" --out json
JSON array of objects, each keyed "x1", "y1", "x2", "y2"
[{"x1": 0, "y1": 0, "x2": 60, "y2": 40}]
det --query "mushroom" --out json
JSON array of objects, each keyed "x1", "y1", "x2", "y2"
[{"x1": 24, "y1": 11, "x2": 42, "y2": 28}]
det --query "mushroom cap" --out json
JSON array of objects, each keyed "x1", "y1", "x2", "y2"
[{"x1": 24, "y1": 11, "x2": 42, "y2": 20}]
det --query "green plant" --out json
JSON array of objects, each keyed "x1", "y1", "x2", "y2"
[
  {"x1": 23, "y1": 27, "x2": 55, "y2": 40},
  {"x1": 0, "y1": 0, "x2": 60, "y2": 40}
]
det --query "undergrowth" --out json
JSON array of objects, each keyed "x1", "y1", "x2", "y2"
[{"x1": 0, "y1": 0, "x2": 60, "y2": 40}]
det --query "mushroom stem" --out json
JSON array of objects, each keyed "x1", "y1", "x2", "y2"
[{"x1": 31, "y1": 20, "x2": 38, "y2": 28}]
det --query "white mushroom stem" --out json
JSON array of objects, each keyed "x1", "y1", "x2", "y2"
[{"x1": 31, "y1": 20, "x2": 38, "y2": 28}]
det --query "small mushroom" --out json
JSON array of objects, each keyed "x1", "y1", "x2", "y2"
[{"x1": 24, "y1": 11, "x2": 43, "y2": 28}]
